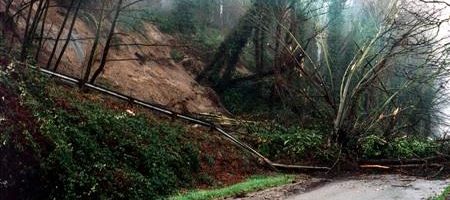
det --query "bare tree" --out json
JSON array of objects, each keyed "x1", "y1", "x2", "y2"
[
  {"x1": 53, "y1": 0, "x2": 82, "y2": 72},
  {"x1": 89, "y1": 0, "x2": 123, "y2": 83},
  {"x1": 81, "y1": 0, "x2": 106, "y2": 87},
  {"x1": 46, "y1": 0, "x2": 76, "y2": 69}
]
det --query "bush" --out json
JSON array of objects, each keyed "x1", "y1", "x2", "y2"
[
  {"x1": 360, "y1": 135, "x2": 438, "y2": 159},
  {"x1": 221, "y1": 82, "x2": 271, "y2": 115},
  {"x1": 192, "y1": 28, "x2": 224, "y2": 53},
  {"x1": 1, "y1": 71, "x2": 200, "y2": 199},
  {"x1": 172, "y1": 0, "x2": 195, "y2": 34},
  {"x1": 248, "y1": 125, "x2": 326, "y2": 162},
  {"x1": 170, "y1": 50, "x2": 185, "y2": 63},
  {"x1": 388, "y1": 137, "x2": 437, "y2": 158},
  {"x1": 360, "y1": 135, "x2": 386, "y2": 159}
]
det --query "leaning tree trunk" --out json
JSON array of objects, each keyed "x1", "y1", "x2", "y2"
[
  {"x1": 196, "y1": 6, "x2": 256, "y2": 88},
  {"x1": 35, "y1": 0, "x2": 50, "y2": 60},
  {"x1": 20, "y1": 0, "x2": 37, "y2": 62},
  {"x1": 46, "y1": 0, "x2": 75, "y2": 69},
  {"x1": 89, "y1": 0, "x2": 123, "y2": 84},
  {"x1": 81, "y1": 0, "x2": 106, "y2": 87},
  {"x1": 53, "y1": 0, "x2": 82, "y2": 72}
]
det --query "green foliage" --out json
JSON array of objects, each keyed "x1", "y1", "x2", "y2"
[
  {"x1": 388, "y1": 137, "x2": 437, "y2": 158},
  {"x1": 360, "y1": 135, "x2": 386, "y2": 158},
  {"x1": 360, "y1": 135, "x2": 438, "y2": 159},
  {"x1": 222, "y1": 88, "x2": 249, "y2": 113},
  {"x1": 192, "y1": 28, "x2": 224, "y2": 54},
  {"x1": 169, "y1": 174, "x2": 295, "y2": 200},
  {"x1": 170, "y1": 49, "x2": 185, "y2": 63},
  {"x1": 221, "y1": 82, "x2": 272, "y2": 114},
  {"x1": 172, "y1": 0, "x2": 196, "y2": 34},
  {"x1": 432, "y1": 185, "x2": 450, "y2": 200},
  {"x1": 248, "y1": 125, "x2": 326, "y2": 161},
  {"x1": 119, "y1": 9, "x2": 177, "y2": 34},
  {"x1": 155, "y1": 14, "x2": 179, "y2": 33},
  {"x1": 2, "y1": 71, "x2": 200, "y2": 199}
]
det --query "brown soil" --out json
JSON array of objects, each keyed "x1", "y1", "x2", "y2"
[{"x1": 2, "y1": 0, "x2": 225, "y2": 114}]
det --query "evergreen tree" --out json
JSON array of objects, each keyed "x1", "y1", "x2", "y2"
[{"x1": 173, "y1": 0, "x2": 195, "y2": 34}]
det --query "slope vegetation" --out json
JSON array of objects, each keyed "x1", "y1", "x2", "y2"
[{"x1": 0, "y1": 66, "x2": 260, "y2": 199}]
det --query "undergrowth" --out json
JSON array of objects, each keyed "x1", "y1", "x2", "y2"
[
  {"x1": 247, "y1": 122, "x2": 445, "y2": 165},
  {"x1": 360, "y1": 134, "x2": 439, "y2": 159},
  {"x1": 169, "y1": 174, "x2": 295, "y2": 200},
  {"x1": 0, "y1": 68, "x2": 200, "y2": 199},
  {"x1": 248, "y1": 125, "x2": 331, "y2": 163},
  {"x1": 433, "y1": 185, "x2": 450, "y2": 200}
]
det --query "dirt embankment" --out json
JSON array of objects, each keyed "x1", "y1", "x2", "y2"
[{"x1": 1, "y1": 1, "x2": 224, "y2": 114}]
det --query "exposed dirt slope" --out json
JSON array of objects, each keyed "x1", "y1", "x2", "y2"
[{"x1": 2, "y1": 1, "x2": 224, "y2": 114}]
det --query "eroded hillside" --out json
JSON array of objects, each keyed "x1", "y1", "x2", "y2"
[{"x1": 2, "y1": 0, "x2": 224, "y2": 114}]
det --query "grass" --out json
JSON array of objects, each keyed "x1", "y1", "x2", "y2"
[
  {"x1": 169, "y1": 174, "x2": 295, "y2": 200},
  {"x1": 433, "y1": 185, "x2": 450, "y2": 200}
]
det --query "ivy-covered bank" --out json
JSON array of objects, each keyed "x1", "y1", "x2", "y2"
[{"x1": 0, "y1": 68, "x2": 200, "y2": 199}]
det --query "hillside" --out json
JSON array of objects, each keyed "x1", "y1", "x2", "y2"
[
  {"x1": 3, "y1": 0, "x2": 224, "y2": 114},
  {"x1": 0, "y1": 66, "x2": 260, "y2": 199},
  {"x1": 2, "y1": 0, "x2": 450, "y2": 199}
]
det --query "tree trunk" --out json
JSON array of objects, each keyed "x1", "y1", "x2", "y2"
[
  {"x1": 35, "y1": 0, "x2": 50, "y2": 60},
  {"x1": 20, "y1": 0, "x2": 37, "y2": 62},
  {"x1": 197, "y1": 6, "x2": 255, "y2": 87},
  {"x1": 53, "y1": 0, "x2": 82, "y2": 72},
  {"x1": 46, "y1": 0, "x2": 75, "y2": 69},
  {"x1": 254, "y1": 27, "x2": 263, "y2": 72},
  {"x1": 81, "y1": 0, "x2": 106, "y2": 87},
  {"x1": 89, "y1": 0, "x2": 123, "y2": 84}
]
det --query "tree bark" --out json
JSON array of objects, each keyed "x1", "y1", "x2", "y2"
[
  {"x1": 46, "y1": 0, "x2": 75, "y2": 69},
  {"x1": 196, "y1": 6, "x2": 256, "y2": 87},
  {"x1": 35, "y1": 0, "x2": 50, "y2": 60},
  {"x1": 53, "y1": 0, "x2": 82, "y2": 72},
  {"x1": 89, "y1": 0, "x2": 123, "y2": 84},
  {"x1": 20, "y1": 0, "x2": 37, "y2": 62},
  {"x1": 81, "y1": 0, "x2": 106, "y2": 87}
]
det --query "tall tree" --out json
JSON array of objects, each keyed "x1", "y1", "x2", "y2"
[
  {"x1": 46, "y1": 0, "x2": 76, "y2": 68},
  {"x1": 81, "y1": 0, "x2": 106, "y2": 87},
  {"x1": 53, "y1": 0, "x2": 82, "y2": 72},
  {"x1": 89, "y1": 0, "x2": 123, "y2": 83}
]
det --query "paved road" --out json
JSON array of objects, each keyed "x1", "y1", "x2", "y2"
[{"x1": 287, "y1": 175, "x2": 449, "y2": 200}]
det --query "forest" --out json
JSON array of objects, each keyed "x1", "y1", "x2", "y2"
[{"x1": 1, "y1": 0, "x2": 450, "y2": 199}]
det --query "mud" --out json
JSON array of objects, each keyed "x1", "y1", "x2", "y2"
[
  {"x1": 287, "y1": 175, "x2": 449, "y2": 200},
  {"x1": 227, "y1": 176, "x2": 327, "y2": 200}
]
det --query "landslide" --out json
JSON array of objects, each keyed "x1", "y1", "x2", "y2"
[{"x1": 1, "y1": 0, "x2": 224, "y2": 114}]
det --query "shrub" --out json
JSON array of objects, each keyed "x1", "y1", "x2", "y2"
[
  {"x1": 360, "y1": 135, "x2": 386, "y2": 159},
  {"x1": 248, "y1": 125, "x2": 326, "y2": 162},
  {"x1": 360, "y1": 135, "x2": 438, "y2": 159},
  {"x1": 1, "y1": 70, "x2": 200, "y2": 199},
  {"x1": 170, "y1": 50, "x2": 185, "y2": 63},
  {"x1": 192, "y1": 28, "x2": 224, "y2": 53},
  {"x1": 388, "y1": 137, "x2": 437, "y2": 158}
]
